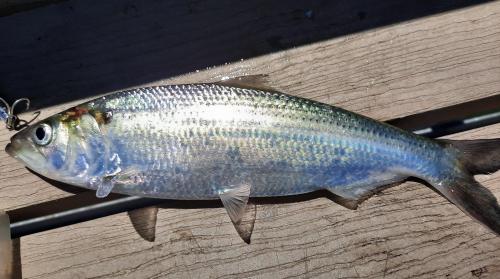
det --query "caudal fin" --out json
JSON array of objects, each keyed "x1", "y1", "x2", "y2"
[
  {"x1": 433, "y1": 139, "x2": 500, "y2": 234},
  {"x1": 442, "y1": 139, "x2": 500, "y2": 175},
  {"x1": 432, "y1": 177, "x2": 500, "y2": 234}
]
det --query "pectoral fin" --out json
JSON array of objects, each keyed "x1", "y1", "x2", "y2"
[
  {"x1": 105, "y1": 153, "x2": 122, "y2": 176},
  {"x1": 95, "y1": 180, "x2": 114, "y2": 198},
  {"x1": 219, "y1": 184, "x2": 256, "y2": 243},
  {"x1": 92, "y1": 166, "x2": 144, "y2": 198}
]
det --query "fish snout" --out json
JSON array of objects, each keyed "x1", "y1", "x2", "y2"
[
  {"x1": 5, "y1": 136, "x2": 24, "y2": 158},
  {"x1": 5, "y1": 143, "x2": 17, "y2": 158},
  {"x1": 4, "y1": 143, "x2": 14, "y2": 157}
]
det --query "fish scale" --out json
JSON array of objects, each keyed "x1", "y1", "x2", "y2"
[{"x1": 78, "y1": 84, "x2": 446, "y2": 199}]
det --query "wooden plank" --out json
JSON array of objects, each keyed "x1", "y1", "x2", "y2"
[
  {"x1": 2, "y1": 0, "x2": 500, "y2": 212},
  {"x1": 0, "y1": 0, "x2": 492, "y2": 110},
  {"x1": 0, "y1": 1, "x2": 499, "y2": 278}
]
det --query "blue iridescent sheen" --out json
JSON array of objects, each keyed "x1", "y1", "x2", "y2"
[{"x1": 49, "y1": 149, "x2": 65, "y2": 170}]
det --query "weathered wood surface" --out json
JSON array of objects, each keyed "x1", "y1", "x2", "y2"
[{"x1": 1, "y1": 1, "x2": 500, "y2": 278}]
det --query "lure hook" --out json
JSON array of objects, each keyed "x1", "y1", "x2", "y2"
[{"x1": 0, "y1": 97, "x2": 30, "y2": 130}]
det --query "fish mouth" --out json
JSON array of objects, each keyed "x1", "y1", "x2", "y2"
[
  {"x1": 5, "y1": 142, "x2": 18, "y2": 158},
  {"x1": 5, "y1": 138, "x2": 33, "y2": 161},
  {"x1": 5, "y1": 138, "x2": 45, "y2": 173}
]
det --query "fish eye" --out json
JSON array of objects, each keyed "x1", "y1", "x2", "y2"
[{"x1": 32, "y1": 123, "x2": 53, "y2": 146}]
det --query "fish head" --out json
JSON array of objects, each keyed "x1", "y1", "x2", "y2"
[{"x1": 5, "y1": 107, "x2": 106, "y2": 186}]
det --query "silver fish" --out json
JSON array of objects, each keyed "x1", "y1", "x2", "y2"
[{"x1": 5, "y1": 76, "x2": 500, "y2": 240}]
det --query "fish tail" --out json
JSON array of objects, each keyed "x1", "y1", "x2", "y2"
[
  {"x1": 442, "y1": 139, "x2": 500, "y2": 175},
  {"x1": 432, "y1": 139, "x2": 500, "y2": 234}
]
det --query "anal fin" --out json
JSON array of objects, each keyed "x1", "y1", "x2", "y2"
[
  {"x1": 327, "y1": 194, "x2": 361, "y2": 210},
  {"x1": 325, "y1": 172, "x2": 407, "y2": 208}
]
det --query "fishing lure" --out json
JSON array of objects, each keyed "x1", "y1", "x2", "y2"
[
  {"x1": 0, "y1": 97, "x2": 30, "y2": 130},
  {"x1": 0, "y1": 101, "x2": 9, "y2": 124},
  {"x1": 4, "y1": 77, "x2": 500, "y2": 242},
  {"x1": 0, "y1": 107, "x2": 7, "y2": 123}
]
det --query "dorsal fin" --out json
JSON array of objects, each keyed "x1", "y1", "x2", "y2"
[{"x1": 214, "y1": 75, "x2": 279, "y2": 92}]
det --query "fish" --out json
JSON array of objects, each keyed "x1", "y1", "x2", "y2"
[{"x1": 5, "y1": 76, "x2": 500, "y2": 242}]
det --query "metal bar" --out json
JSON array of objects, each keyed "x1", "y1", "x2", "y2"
[
  {"x1": 7, "y1": 95, "x2": 500, "y2": 239},
  {"x1": 9, "y1": 196, "x2": 161, "y2": 239},
  {"x1": 386, "y1": 94, "x2": 500, "y2": 138}
]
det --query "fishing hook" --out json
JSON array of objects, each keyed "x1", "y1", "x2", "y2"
[{"x1": 0, "y1": 97, "x2": 30, "y2": 130}]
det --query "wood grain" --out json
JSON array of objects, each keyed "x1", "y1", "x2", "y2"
[{"x1": 1, "y1": 1, "x2": 500, "y2": 278}]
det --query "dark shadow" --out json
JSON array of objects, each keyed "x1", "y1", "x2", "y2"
[
  {"x1": 11, "y1": 239, "x2": 21, "y2": 279},
  {"x1": 28, "y1": 169, "x2": 88, "y2": 194},
  {"x1": 0, "y1": 215, "x2": 21, "y2": 279},
  {"x1": 0, "y1": 0, "x2": 493, "y2": 110}
]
